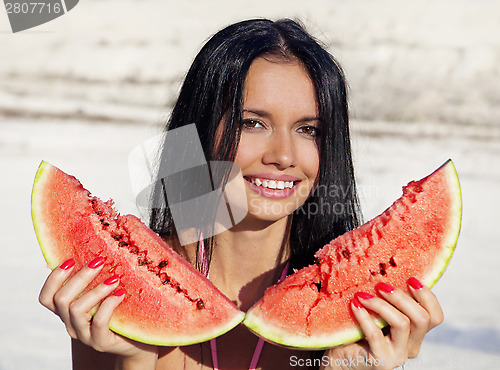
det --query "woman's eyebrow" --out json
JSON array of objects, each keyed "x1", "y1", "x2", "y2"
[
  {"x1": 243, "y1": 109, "x2": 320, "y2": 122},
  {"x1": 298, "y1": 116, "x2": 321, "y2": 123},
  {"x1": 243, "y1": 108, "x2": 270, "y2": 117}
]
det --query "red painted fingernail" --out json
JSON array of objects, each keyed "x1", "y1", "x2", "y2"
[
  {"x1": 408, "y1": 277, "x2": 423, "y2": 290},
  {"x1": 88, "y1": 256, "x2": 105, "y2": 269},
  {"x1": 104, "y1": 274, "x2": 120, "y2": 285},
  {"x1": 356, "y1": 292, "x2": 374, "y2": 300},
  {"x1": 377, "y1": 282, "x2": 395, "y2": 293},
  {"x1": 352, "y1": 297, "x2": 363, "y2": 309},
  {"x1": 113, "y1": 288, "x2": 126, "y2": 297},
  {"x1": 60, "y1": 258, "x2": 75, "y2": 270}
]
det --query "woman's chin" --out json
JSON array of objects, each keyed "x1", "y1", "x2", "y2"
[{"x1": 228, "y1": 210, "x2": 290, "y2": 231}]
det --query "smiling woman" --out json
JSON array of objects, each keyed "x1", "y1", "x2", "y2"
[
  {"x1": 39, "y1": 18, "x2": 445, "y2": 370},
  {"x1": 150, "y1": 19, "x2": 362, "y2": 275}
]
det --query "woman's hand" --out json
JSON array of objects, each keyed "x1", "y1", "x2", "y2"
[
  {"x1": 39, "y1": 257, "x2": 158, "y2": 368},
  {"x1": 321, "y1": 277, "x2": 444, "y2": 369}
]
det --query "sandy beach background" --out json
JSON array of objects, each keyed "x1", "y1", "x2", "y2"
[{"x1": 1, "y1": 0, "x2": 499, "y2": 368}]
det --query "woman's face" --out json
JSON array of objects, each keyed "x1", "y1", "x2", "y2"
[{"x1": 235, "y1": 56, "x2": 321, "y2": 223}]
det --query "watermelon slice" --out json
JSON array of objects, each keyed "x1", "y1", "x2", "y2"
[
  {"x1": 244, "y1": 159, "x2": 462, "y2": 349},
  {"x1": 31, "y1": 161, "x2": 245, "y2": 346}
]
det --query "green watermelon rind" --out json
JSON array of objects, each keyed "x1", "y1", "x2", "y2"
[
  {"x1": 243, "y1": 159, "x2": 462, "y2": 350},
  {"x1": 32, "y1": 161, "x2": 245, "y2": 346},
  {"x1": 32, "y1": 161, "x2": 61, "y2": 270},
  {"x1": 244, "y1": 315, "x2": 388, "y2": 350},
  {"x1": 108, "y1": 312, "x2": 246, "y2": 347},
  {"x1": 421, "y1": 159, "x2": 462, "y2": 289}
]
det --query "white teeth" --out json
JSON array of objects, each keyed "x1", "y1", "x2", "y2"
[{"x1": 249, "y1": 178, "x2": 296, "y2": 189}]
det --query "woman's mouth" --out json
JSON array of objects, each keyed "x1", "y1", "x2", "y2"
[
  {"x1": 243, "y1": 176, "x2": 300, "y2": 199},
  {"x1": 248, "y1": 177, "x2": 296, "y2": 189}
]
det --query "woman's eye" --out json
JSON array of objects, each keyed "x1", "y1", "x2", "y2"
[
  {"x1": 299, "y1": 125, "x2": 321, "y2": 137},
  {"x1": 242, "y1": 119, "x2": 263, "y2": 129}
]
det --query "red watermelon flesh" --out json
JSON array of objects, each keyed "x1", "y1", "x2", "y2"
[
  {"x1": 31, "y1": 161, "x2": 244, "y2": 346},
  {"x1": 244, "y1": 159, "x2": 462, "y2": 349}
]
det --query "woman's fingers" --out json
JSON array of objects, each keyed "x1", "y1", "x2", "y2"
[
  {"x1": 89, "y1": 289, "x2": 126, "y2": 352},
  {"x1": 408, "y1": 278, "x2": 444, "y2": 329},
  {"x1": 375, "y1": 281, "x2": 432, "y2": 358},
  {"x1": 351, "y1": 296, "x2": 387, "y2": 356},
  {"x1": 69, "y1": 275, "x2": 121, "y2": 343},
  {"x1": 52, "y1": 257, "x2": 106, "y2": 331},
  {"x1": 39, "y1": 258, "x2": 76, "y2": 313},
  {"x1": 354, "y1": 292, "x2": 410, "y2": 357},
  {"x1": 352, "y1": 277, "x2": 445, "y2": 363},
  {"x1": 39, "y1": 256, "x2": 154, "y2": 358}
]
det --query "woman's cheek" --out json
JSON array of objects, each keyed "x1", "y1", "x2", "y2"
[
  {"x1": 298, "y1": 141, "x2": 320, "y2": 181},
  {"x1": 235, "y1": 133, "x2": 264, "y2": 166}
]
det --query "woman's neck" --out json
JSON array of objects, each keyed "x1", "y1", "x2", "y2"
[{"x1": 209, "y1": 216, "x2": 291, "y2": 310}]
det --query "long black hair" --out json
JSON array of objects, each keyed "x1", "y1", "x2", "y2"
[{"x1": 149, "y1": 18, "x2": 362, "y2": 271}]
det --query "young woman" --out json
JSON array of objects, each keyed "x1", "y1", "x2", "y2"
[{"x1": 39, "y1": 19, "x2": 444, "y2": 369}]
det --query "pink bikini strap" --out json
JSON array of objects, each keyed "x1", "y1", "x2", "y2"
[
  {"x1": 200, "y1": 233, "x2": 289, "y2": 370},
  {"x1": 248, "y1": 262, "x2": 289, "y2": 370}
]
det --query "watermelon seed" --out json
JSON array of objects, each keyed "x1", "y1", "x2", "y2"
[
  {"x1": 379, "y1": 263, "x2": 387, "y2": 276},
  {"x1": 158, "y1": 260, "x2": 168, "y2": 268},
  {"x1": 196, "y1": 299, "x2": 205, "y2": 309},
  {"x1": 389, "y1": 257, "x2": 397, "y2": 267},
  {"x1": 113, "y1": 235, "x2": 122, "y2": 241},
  {"x1": 118, "y1": 241, "x2": 129, "y2": 247},
  {"x1": 137, "y1": 251, "x2": 150, "y2": 265},
  {"x1": 129, "y1": 246, "x2": 139, "y2": 254},
  {"x1": 341, "y1": 250, "x2": 350, "y2": 260},
  {"x1": 159, "y1": 273, "x2": 170, "y2": 284}
]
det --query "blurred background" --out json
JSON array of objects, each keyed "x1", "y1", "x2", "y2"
[{"x1": 1, "y1": 0, "x2": 499, "y2": 369}]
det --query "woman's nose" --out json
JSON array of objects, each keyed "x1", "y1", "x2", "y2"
[{"x1": 261, "y1": 131, "x2": 297, "y2": 170}]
